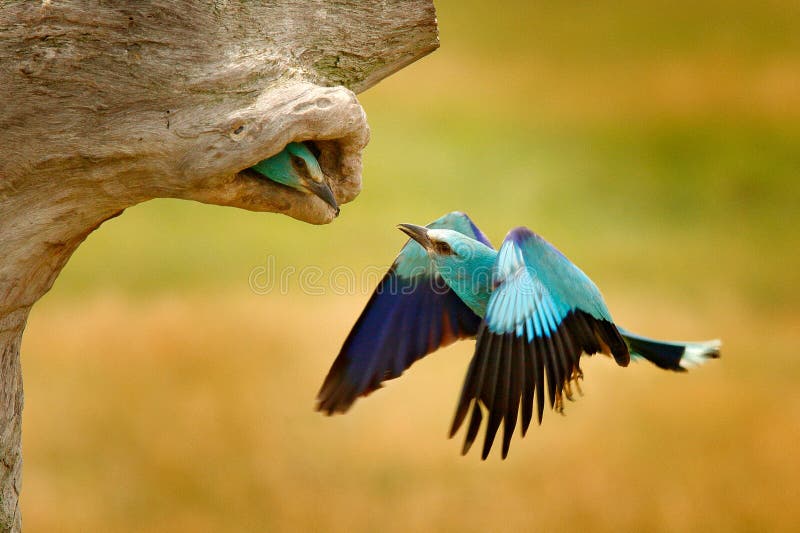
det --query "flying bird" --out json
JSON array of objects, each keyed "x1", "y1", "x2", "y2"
[
  {"x1": 251, "y1": 141, "x2": 339, "y2": 214},
  {"x1": 317, "y1": 212, "x2": 720, "y2": 459}
]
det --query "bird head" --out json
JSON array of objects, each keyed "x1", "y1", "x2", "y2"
[
  {"x1": 250, "y1": 142, "x2": 339, "y2": 214},
  {"x1": 397, "y1": 223, "x2": 496, "y2": 284}
]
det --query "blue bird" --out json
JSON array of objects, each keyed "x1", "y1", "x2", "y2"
[
  {"x1": 317, "y1": 212, "x2": 720, "y2": 459},
  {"x1": 251, "y1": 141, "x2": 339, "y2": 214}
]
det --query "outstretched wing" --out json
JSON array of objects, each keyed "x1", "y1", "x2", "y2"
[
  {"x1": 317, "y1": 212, "x2": 493, "y2": 414},
  {"x1": 450, "y1": 227, "x2": 629, "y2": 459}
]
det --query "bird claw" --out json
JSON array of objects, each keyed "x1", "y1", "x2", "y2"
[
  {"x1": 554, "y1": 394, "x2": 565, "y2": 414},
  {"x1": 563, "y1": 380, "x2": 574, "y2": 402}
]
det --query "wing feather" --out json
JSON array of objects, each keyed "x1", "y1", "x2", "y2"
[
  {"x1": 317, "y1": 212, "x2": 492, "y2": 414},
  {"x1": 450, "y1": 227, "x2": 629, "y2": 458},
  {"x1": 520, "y1": 333, "x2": 535, "y2": 435}
]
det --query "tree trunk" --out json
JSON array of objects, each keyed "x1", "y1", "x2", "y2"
[{"x1": 0, "y1": 1, "x2": 438, "y2": 530}]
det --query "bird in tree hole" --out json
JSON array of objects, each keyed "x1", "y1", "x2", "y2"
[{"x1": 251, "y1": 141, "x2": 339, "y2": 215}]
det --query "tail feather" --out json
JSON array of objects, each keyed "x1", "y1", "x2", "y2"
[{"x1": 617, "y1": 327, "x2": 720, "y2": 372}]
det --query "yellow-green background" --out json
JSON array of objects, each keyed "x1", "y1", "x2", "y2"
[{"x1": 23, "y1": 1, "x2": 800, "y2": 531}]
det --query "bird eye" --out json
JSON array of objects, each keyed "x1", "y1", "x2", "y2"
[
  {"x1": 290, "y1": 155, "x2": 312, "y2": 180},
  {"x1": 290, "y1": 155, "x2": 306, "y2": 170},
  {"x1": 434, "y1": 241, "x2": 455, "y2": 255}
]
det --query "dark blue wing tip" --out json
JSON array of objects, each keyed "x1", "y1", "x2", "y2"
[
  {"x1": 507, "y1": 226, "x2": 536, "y2": 244},
  {"x1": 467, "y1": 217, "x2": 492, "y2": 247}
]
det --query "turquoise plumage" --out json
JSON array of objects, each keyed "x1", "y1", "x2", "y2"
[
  {"x1": 250, "y1": 142, "x2": 339, "y2": 213},
  {"x1": 317, "y1": 212, "x2": 721, "y2": 459}
]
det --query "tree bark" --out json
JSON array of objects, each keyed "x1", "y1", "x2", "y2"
[{"x1": 0, "y1": 1, "x2": 438, "y2": 530}]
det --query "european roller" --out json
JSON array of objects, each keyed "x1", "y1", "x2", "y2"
[
  {"x1": 317, "y1": 212, "x2": 720, "y2": 459},
  {"x1": 251, "y1": 141, "x2": 339, "y2": 214}
]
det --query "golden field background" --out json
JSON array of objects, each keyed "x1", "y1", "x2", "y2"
[{"x1": 20, "y1": 1, "x2": 800, "y2": 531}]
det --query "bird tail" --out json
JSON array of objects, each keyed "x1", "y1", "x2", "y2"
[{"x1": 617, "y1": 327, "x2": 721, "y2": 371}]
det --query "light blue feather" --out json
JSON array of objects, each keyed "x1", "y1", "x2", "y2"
[{"x1": 483, "y1": 228, "x2": 612, "y2": 336}]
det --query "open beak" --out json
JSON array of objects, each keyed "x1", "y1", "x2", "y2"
[
  {"x1": 304, "y1": 179, "x2": 339, "y2": 216},
  {"x1": 397, "y1": 223, "x2": 432, "y2": 249}
]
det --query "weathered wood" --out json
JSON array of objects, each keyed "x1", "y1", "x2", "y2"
[{"x1": 0, "y1": 1, "x2": 438, "y2": 529}]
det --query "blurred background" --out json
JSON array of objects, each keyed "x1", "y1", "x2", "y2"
[{"x1": 22, "y1": 1, "x2": 800, "y2": 531}]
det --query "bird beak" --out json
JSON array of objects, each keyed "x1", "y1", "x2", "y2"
[
  {"x1": 304, "y1": 179, "x2": 340, "y2": 216},
  {"x1": 397, "y1": 223, "x2": 432, "y2": 249}
]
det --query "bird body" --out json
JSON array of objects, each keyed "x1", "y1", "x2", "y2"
[
  {"x1": 317, "y1": 212, "x2": 720, "y2": 459},
  {"x1": 250, "y1": 141, "x2": 339, "y2": 213}
]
